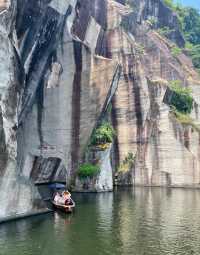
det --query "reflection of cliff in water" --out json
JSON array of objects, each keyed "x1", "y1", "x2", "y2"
[
  {"x1": 1, "y1": 188, "x2": 200, "y2": 254},
  {"x1": 114, "y1": 188, "x2": 200, "y2": 255}
]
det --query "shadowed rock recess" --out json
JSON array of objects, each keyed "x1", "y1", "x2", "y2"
[{"x1": 0, "y1": 0, "x2": 200, "y2": 219}]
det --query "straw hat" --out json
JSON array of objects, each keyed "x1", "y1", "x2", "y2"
[{"x1": 63, "y1": 190, "x2": 71, "y2": 197}]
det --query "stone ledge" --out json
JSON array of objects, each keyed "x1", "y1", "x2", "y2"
[
  {"x1": 134, "y1": 184, "x2": 200, "y2": 189},
  {"x1": 0, "y1": 209, "x2": 53, "y2": 224},
  {"x1": 72, "y1": 189, "x2": 113, "y2": 193}
]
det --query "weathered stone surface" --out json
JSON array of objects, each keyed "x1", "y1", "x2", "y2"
[
  {"x1": 123, "y1": 0, "x2": 185, "y2": 47},
  {"x1": 0, "y1": 2, "x2": 46, "y2": 219},
  {"x1": 15, "y1": 0, "x2": 120, "y2": 190},
  {"x1": 75, "y1": 145, "x2": 113, "y2": 192},
  {"x1": 1, "y1": 0, "x2": 200, "y2": 219},
  {"x1": 110, "y1": 0, "x2": 200, "y2": 187}
]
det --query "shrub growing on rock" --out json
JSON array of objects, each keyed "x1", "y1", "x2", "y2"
[
  {"x1": 78, "y1": 163, "x2": 100, "y2": 178},
  {"x1": 186, "y1": 43, "x2": 200, "y2": 72},
  {"x1": 171, "y1": 46, "x2": 182, "y2": 57},
  {"x1": 163, "y1": 0, "x2": 175, "y2": 9},
  {"x1": 118, "y1": 152, "x2": 135, "y2": 172},
  {"x1": 90, "y1": 122, "x2": 116, "y2": 146},
  {"x1": 170, "y1": 81, "x2": 193, "y2": 114},
  {"x1": 157, "y1": 26, "x2": 175, "y2": 37},
  {"x1": 170, "y1": 107, "x2": 200, "y2": 132},
  {"x1": 172, "y1": 5, "x2": 200, "y2": 71}
]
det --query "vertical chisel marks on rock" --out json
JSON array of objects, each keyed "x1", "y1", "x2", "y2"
[
  {"x1": 71, "y1": 41, "x2": 82, "y2": 176},
  {"x1": 2, "y1": 0, "x2": 200, "y2": 221},
  {"x1": 18, "y1": 6, "x2": 72, "y2": 127},
  {"x1": 0, "y1": 106, "x2": 7, "y2": 177}
]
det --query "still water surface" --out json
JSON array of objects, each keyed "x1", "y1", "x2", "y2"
[{"x1": 1, "y1": 187, "x2": 200, "y2": 255}]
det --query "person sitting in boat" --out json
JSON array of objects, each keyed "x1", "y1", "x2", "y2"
[
  {"x1": 54, "y1": 192, "x2": 61, "y2": 204},
  {"x1": 62, "y1": 191, "x2": 72, "y2": 205},
  {"x1": 54, "y1": 192, "x2": 66, "y2": 205}
]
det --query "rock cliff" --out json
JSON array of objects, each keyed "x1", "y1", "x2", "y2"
[{"x1": 0, "y1": 0, "x2": 200, "y2": 219}]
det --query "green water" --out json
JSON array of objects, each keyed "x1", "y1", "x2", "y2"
[{"x1": 1, "y1": 187, "x2": 200, "y2": 255}]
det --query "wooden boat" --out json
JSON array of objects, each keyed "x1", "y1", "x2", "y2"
[{"x1": 52, "y1": 199, "x2": 75, "y2": 213}]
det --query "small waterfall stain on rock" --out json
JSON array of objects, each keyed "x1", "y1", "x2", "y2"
[
  {"x1": 183, "y1": 129, "x2": 190, "y2": 150},
  {"x1": 71, "y1": 41, "x2": 82, "y2": 175}
]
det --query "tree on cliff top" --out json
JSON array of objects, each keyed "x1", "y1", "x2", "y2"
[{"x1": 163, "y1": 0, "x2": 200, "y2": 72}]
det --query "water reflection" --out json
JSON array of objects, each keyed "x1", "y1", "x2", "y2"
[{"x1": 1, "y1": 188, "x2": 200, "y2": 255}]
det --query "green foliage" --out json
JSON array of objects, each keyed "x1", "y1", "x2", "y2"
[
  {"x1": 90, "y1": 122, "x2": 116, "y2": 146},
  {"x1": 122, "y1": 152, "x2": 135, "y2": 166},
  {"x1": 171, "y1": 107, "x2": 192, "y2": 124},
  {"x1": 190, "y1": 45, "x2": 200, "y2": 70},
  {"x1": 169, "y1": 81, "x2": 193, "y2": 114},
  {"x1": 175, "y1": 6, "x2": 200, "y2": 70},
  {"x1": 163, "y1": 0, "x2": 176, "y2": 10},
  {"x1": 185, "y1": 43, "x2": 200, "y2": 70},
  {"x1": 157, "y1": 26, "x2": 175, "y2": 37},
  {"x1": 147, "y1": 17, "x2": 157, "y2": 27},
  {"x1": 161, "y1": 1, "x2": 200, "y2": 46},
  {"x1": 171, "y1": 107, "x2": 200, "y2": 132},
  {"x1": 126, "y1": 0, "x2": 136, "y2": 8},
  {"x1": 118, "y1": 152, "x2": 135, "y2": 172},
  {"x1": 107, "y1": 103, "x2": 112, "y2": 114},
  {"x1": 161, "y1": 1, "x2": 200, "y2": 71},
  {"x1": 135, "y1": 44, "x2": 145, "y2": 55},
  {"x1": 171, "y1": 46, "x2": 182, "y2": 57},
  {"x1": 78, "y1": 163, "x2": 100, "y2": 178},
  {"x1": 177, "y1": 7, "x2": 200, "y2": 45}
]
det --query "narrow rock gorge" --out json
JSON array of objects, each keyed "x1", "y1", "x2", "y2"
[{"x1": 0, "y1": 0, "x2": 200, "y2": 219}]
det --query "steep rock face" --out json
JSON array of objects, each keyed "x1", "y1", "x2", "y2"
[
  {"x1": 111, "y1": 0, "x2": 200, "y2": 187},
  {"x1": 0, "y1": 0, "x2": 119, "y2": 219},
  {"x1": 0, "y1": 0, "x2": 13, "y2": 178},
  {"x1": 15, "y1": 0, "x2": 120, "y2": 188},
  {"x1": 132, "y1": 31, "x2": 200, "y2": 187},
  {"x1": 0, "y1": 2, "x2": 45, "y2": 219},
  {"x1": 75, "y1": 145, "x2": 113, "y2": 192},
  {"x1": 125, "y1": 0, "x2": 185, "y2": 47},
  {"x1": 0, "y1": 0, "x2": 200, "y2": 219}
]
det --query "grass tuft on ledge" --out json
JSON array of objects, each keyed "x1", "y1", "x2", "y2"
[
  {"x1": 118, "y1": 152, "x2": 135, "y2": 173},
  {"x1": 90, "y1": 122, "x2": 116, "y2": 147},
  {"x1": 78, "y1": 163, "x2": 100, "y2": 179},
  {"x1": 171, "y1": 107, "x2": 200, "y2": 132},
  {"x1": 169, "y1": 80, "x2": 193, "y2": 114}
]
